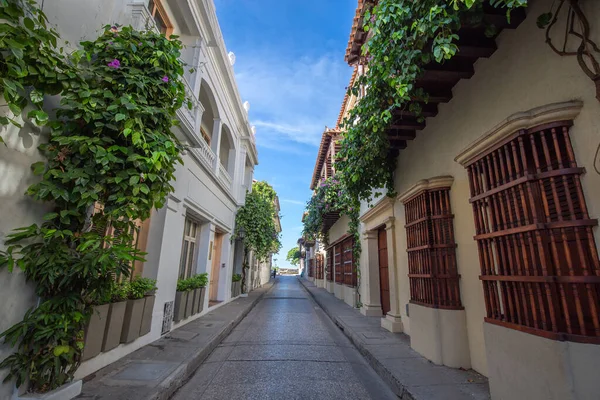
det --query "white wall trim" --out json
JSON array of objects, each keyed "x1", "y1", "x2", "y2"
[{"x1": 397, "y1": 176, "x2": 455, "y2": 204}]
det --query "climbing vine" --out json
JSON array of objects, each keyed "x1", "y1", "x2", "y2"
[
  {"x1": 0, "y1": 0, "x2": 187, "y2": 392},
  {"x1": 234, "y1": 181, "x2": 282, "y2": 262},
  {"x1": 336, "y1": 0, "x2": 528, "y2": 206}
]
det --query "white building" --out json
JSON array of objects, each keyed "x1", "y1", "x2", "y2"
[{"x1": 0, "y1": 0, "x2": 257, "y2": 397}]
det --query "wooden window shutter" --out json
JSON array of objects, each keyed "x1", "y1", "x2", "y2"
[
  {"x1": 466, "y1": 121, "x2": 600, "y2": 343},
  {"x1": 403, "y1": 188, "x2": 462, "y2": 309},
  {"x1": 326, "y1": 249, "x2": 333, "y2": 281}
]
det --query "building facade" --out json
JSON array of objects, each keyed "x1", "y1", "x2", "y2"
[
  {"x1": 307, "y1": 0, "x2": 600, "y2": 398},
  {"x1": 0, "y1": 0, "x2": 258, "y2": 397}
]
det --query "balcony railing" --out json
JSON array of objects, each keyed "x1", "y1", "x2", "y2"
[
  {"x1": 196, "y1": 137, "x2": 216, "y2": 171},
  {"x1": 218, "y1": 163, "x2": 232, "y2": 190}
]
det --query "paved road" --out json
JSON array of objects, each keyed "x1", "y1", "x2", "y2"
[{"x1": 171, "y1": 276, "x2": 397, "y2": 400}]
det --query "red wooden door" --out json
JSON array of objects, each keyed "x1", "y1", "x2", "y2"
[{"x1": 378, "y1": 228, "x2": 391, "y2": 315}]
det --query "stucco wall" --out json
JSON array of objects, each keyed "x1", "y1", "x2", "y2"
[
  {"x1": 388, "y1": 0, "x2": 600, "y2": 377},
  {"x1": 328, "y1": 214, "x2": 350, "y2": 243},
  {"x1": 0, "y1": 113, "x2": 50, "y2": 399}
]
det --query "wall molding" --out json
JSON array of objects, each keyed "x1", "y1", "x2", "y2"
[
  {"x1": 397, "y1": 176, "x2": 455, "y2": 204},
  {"x1": 455, "y1": 101, "x2": 583, "y2": 167},
  {"x1": 360, "y1": 197, "x2": 395, "y2": 224}
]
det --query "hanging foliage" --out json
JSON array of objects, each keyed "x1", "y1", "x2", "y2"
[
  {"x1": 0, "y1": 0, "x2": 187, "y2": 392},
  {"x1": 336, "y1": 0, "x2": 528, "y2": 205},
  {"x1": 234, "y1": 181, "x2": 282, "y2": 262}
]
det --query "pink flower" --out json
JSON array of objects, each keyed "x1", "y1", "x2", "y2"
[
  {"x1": 107, "y1": 59, "x2": 121, "y2": 69},
  {"x1": 110, "y1": 25, "x2": 119, "y2": 32},
  {"x1": 161, "y1": 75, "x2": 169, "y2": 83}
]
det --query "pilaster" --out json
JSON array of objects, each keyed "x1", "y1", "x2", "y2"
[
  {"x1": 360, "y1": 230, "x2": 382, "y2": 317},
  {"x1": 382, "y1": 216, "x2": 404, "y2": 332}
]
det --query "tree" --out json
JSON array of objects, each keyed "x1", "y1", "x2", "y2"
[{"x1": 286, "y1": 247, "x2": 301, "y2": 266}]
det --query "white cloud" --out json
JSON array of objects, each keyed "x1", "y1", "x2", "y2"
[
  {"x1": 234, "y1": 53, "x2": 351, "y2": 149},
  {"x1": 281, "y1": 199, "x2": 306, "y2": 206}
]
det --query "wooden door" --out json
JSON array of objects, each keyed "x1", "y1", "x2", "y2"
[
  {"x1": 209, "y1": 232, "x2": 223, "y2": 301},
  {"x1": 378, "y1": 228, "x2": 391, "y2": 315}
]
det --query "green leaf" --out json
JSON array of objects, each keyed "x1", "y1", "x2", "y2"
[
  {"x1": 115, "y1": 113, "x2": 127, "y2": 122},
  {"x1": 536, "y1": 12, "x2": 552, "y2": 29},
  {"x1": 129, "y1": 175, "x2": 140, "y2": 185},
  {"x1": 31, "y1": 162, "x2": 46, "y2": 175},
  {"x1": 23, "y1": 17, "x2": 35, "y2": 30},
  {"x1": 30, "y1": 90, "x2": 44, "y2": 104}
]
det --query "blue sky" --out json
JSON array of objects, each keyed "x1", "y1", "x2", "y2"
[{"x1": 215, "y1": 0, "x2": 356, "y2": 269}]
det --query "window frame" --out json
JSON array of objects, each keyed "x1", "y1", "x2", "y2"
[
  {"x1": 148, "y1": 0, "x2": 173, "y2": 36},
  {"x1": 178, "y1": 217, "x2": 199, "y2": 280}
]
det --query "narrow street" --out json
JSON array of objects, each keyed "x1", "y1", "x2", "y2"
[{"x1": 171, "y1": 276, "x2": 397, "y2": 400}]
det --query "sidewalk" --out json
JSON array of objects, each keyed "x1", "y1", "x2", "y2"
[
  {"x1": 77, "y1": 281, "x2": 275, "y2": 400},
  {"x1": 299, "y1": 278, "x2": 490, "y2": 400}
]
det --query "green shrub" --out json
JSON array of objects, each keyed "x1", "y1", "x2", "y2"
[
  {"x1": 192, "y1": 273, "x2": 208, "y2": 288},
  {"x1": 176, "y1": 278, "x2": 191, "y2": 292},
  {"x1": 128, "y1": 277, "x2": 157, "y2": 299},
  {"x1": 232, "y1": 274, "x2": 242, "y2": 282}
]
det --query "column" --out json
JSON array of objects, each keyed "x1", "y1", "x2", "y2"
[
  {"x1": 196, "y1": 223, "x2": 215, "y2": 311},
  {"x1": 360, "y1": 230, "x2": 383, "y2": 317},
  {"x1": 381, "y1": 217, "x2": 404, "y2": 332},
  {"x1": 210, "y1": 118, "x2": 222, "y2": 173}
]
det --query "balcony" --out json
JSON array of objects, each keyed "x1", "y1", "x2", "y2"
[{"x1": 218, "y1": 163, "x2": 232, "y2": 190}]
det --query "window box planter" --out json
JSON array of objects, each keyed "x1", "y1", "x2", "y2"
[
  {"x1": 120, "y1": 298, "x2": 145, "y2": 344},
  {"x1": 231, "y1": 281, "x2": 241, "y2": 297},
  {"x1": 184, "y1": 289, "x2": 194, "y2": 318},
  {"x1": 82, "y1": 304, "x2": 110, "y2": 361},
  {"x1": 191, "y1": 288, "x2": 201, "y2": 315},
  {"x1": 102, "y1": 300, "x2": 127, "y2": 352},
  {"x1": 197, "y1": 287, "x2": 206, "y2": 314},
  {"x1": 139, "y1": 295, "x2": 155, "y2": 336},
  {"x1": 173, "y1": 291, "x2": 188, "y2": 322}
]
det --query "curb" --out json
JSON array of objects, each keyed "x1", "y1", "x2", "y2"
[
  {"x1": 154, "y1": 281, "x2": 276, "y2": 400},
  {"x1": 297, "y1": 278, "x2": 415, "y2": 400}
]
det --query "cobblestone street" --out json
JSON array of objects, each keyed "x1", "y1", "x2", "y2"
[{"x1": 171, "y1": 277, "x2": 397, "y2": 400}]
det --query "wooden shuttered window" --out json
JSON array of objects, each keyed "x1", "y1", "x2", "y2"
[
  {"x1": 466, "y1": 121, "x2": 600, "y2": 343},
  {"x1": 334, "y1": 245, "x2": 343, "y2": 284},
  {"x1": 326, "y1": 249, "x2": 333, "y2": 281},
  {"x1": 91, "y1": 203, "x2": 148, "y2": 281},
  {"x1": 403, "y1": 188, "x2": 462, "y2": 309},
  {"x1": 315, "y1": 254, "x2": 324, "y2": 279},
  {"x1": 342, "y1": 237, "x2": 357, "y2": 287},
  {"x1": 307, "y1": 258, "x2": 314, "y2": 278}
]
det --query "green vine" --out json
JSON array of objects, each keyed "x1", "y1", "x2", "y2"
[
  {"x1": 234, "y1": 181, "x2": 282, "y2": 262},
  {"x1": 337, "y1": 0, "x2": 528, "y2": 205},
  {"x1": 0, "y1": 0, "x2": 187, "y2": 392}
]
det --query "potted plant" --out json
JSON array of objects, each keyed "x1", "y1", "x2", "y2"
[
  {"x1": 232, "y1": 274, "x2": 242, "y2": 297},
  {"x1": 192, "y1": 273, "x2": 208, "y2": 314},
  {"x1": 102, "y1": 281, "x2": 129, "y2": 352},
  {"x1": 184, "y1": 278, "x2": 194, "y2": 319},
  {"x1": 174, "y1": 278, "x2": 191, "y2": 322},
  {"x1": 82, "y1": 290, "x2": 111, "y2": 361},
  {"x1": 120, "y1": 277, "x2": 157, "y2": 344},
  {"x1": 139, "y1": 278, "x2": 157, "y2": 337}
]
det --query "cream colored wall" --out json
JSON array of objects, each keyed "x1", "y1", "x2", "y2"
[
  {"x1": 328, "y1": 214, "x2": 350, "y2": 243},
  {"x1": 388, "y1": 0, "x2": 600, "y2": 377}
]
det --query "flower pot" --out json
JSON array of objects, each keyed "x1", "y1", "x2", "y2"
[
  {"x1": 120, "y1": 298, "x2": 145, "y2": 344},
  {"x1": 15, "y1": 380, "x2": 82, "y2": 400},
  {"x1": 234, "y1": 281, "x2": 241, "y2": 296},
  {"x1": 102, "y1": 300, "x2": 127, "y2": 352},
  {"x1": 192, "y1": 288, "x2": 201, "y2": 315},
  {"x1": 82, "y1": 304, "x2": 110, "y2": 361},
  {"x1": 198, "y1": 287, "x2": 206, "y2": 313},
  {"x1": 184, "y1": 290, "x2": 194, "y2": 318},
  {"x1": 139, "y1": 295, "x2": 155, "y2": 336},
  {"x1": 174, "y1": 291, "x2": 188, "y2": 322}
]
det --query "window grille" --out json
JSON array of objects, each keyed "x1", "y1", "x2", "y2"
[
  {"x1": 342, "y1": 237, "x2": 357, "y2": 287},
  {"x1": 326, "y1": 249, "x2": 333, "y2": 281},
  {"x1": 403, "y1": 188, "x2": 462, "y2": 309},
  {"x1": 466, "y1": 121, "x2": 600, "y2": 342},
  {"x1": 334, "y1": 244, "x2": 343, "y2": 284}
]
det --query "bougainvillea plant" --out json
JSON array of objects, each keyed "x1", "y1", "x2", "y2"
[
  {"x1": 0, "y1": 0, "x2": 188, "y2": 392},
  {"x1": 336, "y1": 0, "x2": 528, "y2": 206}
]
